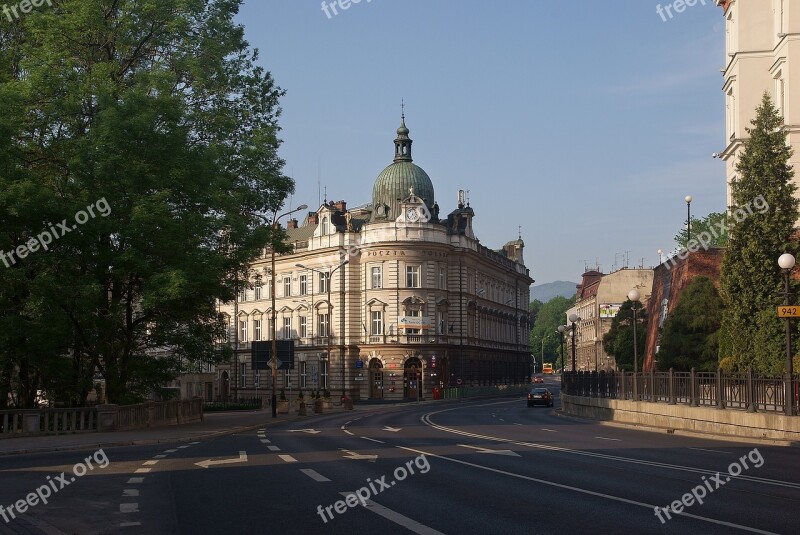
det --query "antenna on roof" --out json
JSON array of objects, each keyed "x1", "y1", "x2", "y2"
[
  {"x1": 401, "y1": 98, "x2": 405, "y2": 119},
  {"x1": 323, "y1": 185, "x2": 327, "y2": 204},
  {"x1": 317, "y1": 157, "x2": 321, "y2": 208},
  {"x1": 518, "y1": 225, "x2": 522, "y2": 240}
]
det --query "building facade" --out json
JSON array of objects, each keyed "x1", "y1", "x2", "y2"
[
  {"x1": 717, "y1": 0, "x2": 800, "y2": 207},
  {"x1": 215, "y1": 117, "x2": 533, "y2": 402},
  {"x1": 571, "y1": 268, "x2": 654, "y2": 371}
]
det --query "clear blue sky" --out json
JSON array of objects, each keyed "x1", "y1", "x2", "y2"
[{"x1": 236, "y1": 0, "x2": 726, "y2": 285}]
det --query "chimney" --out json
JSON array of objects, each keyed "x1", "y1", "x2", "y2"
[
  {"x1": 307, "y1": 212, "x2": 319, "y2": 225},
  {"x1": 287, "y1": 218, "x2": 298, "y2": 229},
  {"x1": 333, "y1": 200, "x2": 347, "y2": 212}
]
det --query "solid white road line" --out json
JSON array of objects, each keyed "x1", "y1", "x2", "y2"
[
  {"x1": 420, "y1": 411, "x2": 800, "y2": 490},
  {"x1": 689, "y1": 447, "x2": 731, "y2": 454},
  {"x1": 278, "y1": 455, "x2": 298, "y2": 463},
  {"x1": 361, "y1": 436, "x2": 386, "y2": 444},
  {"x1": 338, "y1": 493, "x2": 445, "y2": 535},
  {"x1": 397, "y1": 446, "x2": 780, "y2": 535},
  {"x1": 300, "y1": 468, "x2": 331, "y2": 482},
  {"x1": 594, "y1": 436, "x2": 621, "y2": 442},
  {"x1": 343, "y1": 430, "x2": 354, "y2": 435}
]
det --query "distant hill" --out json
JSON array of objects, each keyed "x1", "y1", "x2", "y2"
[{"x1": 531, "y1": 281, "x2": 577, "y2": 303}]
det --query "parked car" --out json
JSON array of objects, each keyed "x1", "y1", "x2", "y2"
[
  {"x1": 533, "y1": 375, "x2": 544, "y2": 383},
  {"x1": 527, "y1": 387, "x2": 553, "y2": 407}
]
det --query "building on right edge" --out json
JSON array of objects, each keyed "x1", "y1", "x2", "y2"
[{"x1": 716, "y1": 0, "x2": 800, "y2": 207}]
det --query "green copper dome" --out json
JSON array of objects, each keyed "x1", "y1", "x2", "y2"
[{"x1": 370, "y1": 116, "x2": 435, "y2": 222}]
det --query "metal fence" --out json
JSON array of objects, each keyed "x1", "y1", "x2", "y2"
[{"x1": 562, "y1": 369, "x2": 799, "y2": 415}]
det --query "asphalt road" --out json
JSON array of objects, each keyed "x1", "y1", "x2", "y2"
[{"x1": 1, "y1": 379, "x2": 797, "y2": 534}]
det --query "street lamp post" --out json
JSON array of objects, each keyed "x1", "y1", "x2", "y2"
[
  {"x1": 628, "y1": 288, "x2": 641, "y2": 401},
  {"x1": 268, "y1": 204, "x2": 308, "y2": 418},
  {"x1": 557, "y1": 325, "x2": 566, "y2": 372},
  {"x1": 657, "y1": 249, "x2": 663, "y2": 265},
  {"x1": 296, "y1": 260, "x2": 349, "y2": 402},
  {"x1": 779, "y1": 253, "x2": 796, "y2": 416},
  {"x1": 685, "y1": 195, "x2": 693, "y2": 245},
  {"x1": 568, "y1": 313, "x2": 580, "y2": 373}
]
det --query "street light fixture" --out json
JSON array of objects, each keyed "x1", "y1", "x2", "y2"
[
  {"x1": 296, "y1": 259, "x2": 349, "y2": 402},
  {"x1": 685, "y1": 195, "x2": 693, "y2": 245},
  {"x1": 268, "y1": 204, "x2": 308, "y2": 418},
  {"x1": 568, "y1": 313, "x2": 580, "y2": 373},
  {"x1": 778, "y1": 253, "x2": 796, "y2": 416}
]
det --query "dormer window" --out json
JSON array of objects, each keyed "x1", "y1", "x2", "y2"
[{"x1": 321, "y1": 217, "x2": 329, "y2": 235}]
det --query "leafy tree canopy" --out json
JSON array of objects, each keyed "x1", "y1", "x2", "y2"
[
  {"x1": 530, "y1": 295, "x2": 575, "y2": 371},
  {"x1": 602, "y1": 299, "x2": 647, "y2": 372}
]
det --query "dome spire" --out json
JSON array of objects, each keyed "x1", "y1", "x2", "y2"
[{"x1": 394, "y1": 100, "x2": 412, "y2": 162}]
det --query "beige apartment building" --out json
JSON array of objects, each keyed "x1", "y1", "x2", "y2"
[
  {"x1": 215, "y1": 117, "x2": 533, "y2": 402},
  {"x1": 568, "y1": 268, "x2": 653, "y2": 372},
  {"x1": 717, "y1": 0, "x2": 800, "y2": 207}
]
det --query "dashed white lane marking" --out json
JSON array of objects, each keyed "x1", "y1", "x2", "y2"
[
  {"x1": 189, "y1": 441, "x2": 199, "y2": 445},
  {"x1": 122, "y1": 489, "x2": 139, "y2": 497},
  {"x1": 513, "y1": 423, "x2": 523, "y2": 426},
  {"x1": 360, "y1": 436, "x2": 386, "y2": 444},
  {"x1": 127, "y1": 477, "x2": 144, "y2": 484},
  {"x1": 120, "y1": 522, "x2": 141, "y2": 527},
  {"x1": 338, "y1": 492, "x2": 445, "y2": 534},
  {"x1": 343, "y1": 430, "x2": 354, "y2": 436},
  {"x1": 300, "y1": 468, "x2": 331, "y2": 482},
  {"x1": 278, "y1": 455, "x2": 298, "y2": 463},
  {"x1": 688, "y1": 447, "x2": 730, "y2": 454},
  {"x1": 177, "y1": 445, "x2": 191, "y2": 449},
  {"x1": 540, "y1": 429, "x2": 557, "y2": 433},
  {"x1": 164, "y1": 449, "x2": 178, "y2": 453},
  {"x1": 594, "y1": 436, "x2": 621, "y2": 442},
  {"x1": 134, "y1": 468, "x2": 151, "y2": 474},
  {"x1": 260, "y1": 438, "x2": 271, "y2": 444},
  {"x1": 267, "y1": 445, "x2": 280, "y2": 451},
  {"x1": 499, "y1": 418, "x2": 506, "y2": 422},
  {"x1": 143, "y1": 460, "x2": 159, "y2": 466},
  {"x1": 120, "y1": 503, "x2": 139, "y2": 513},
  {"x1": 153, "y1": 455, "x2": 167, "y2": 459}
]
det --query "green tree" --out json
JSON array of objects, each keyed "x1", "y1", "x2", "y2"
[
  {"x1": 719, "y1": 93, "x2": 798, "y2": 373},
  {"x1": 674, "y1": 212, "x2": 729, "y2": 250},
  {"x1": 530, "y1": 295, "x2": 575, "y2": 372},
  {"x1": 0, "y1": 1, "x2": 292, "y2": 405},
  {"x1": 657, "y1": 277, "x2": 722, "y2": 371},
  {"x1": 602, "y1": 300, "x2": 647, "y2": 372}
]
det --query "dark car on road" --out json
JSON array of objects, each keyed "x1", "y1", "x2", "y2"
[
  {"x1": 533, "y1": 375, "x2": 544, "y2": 383},
  {"x1": 527, "y1": 387, "x2": 553, "y2": 407}
]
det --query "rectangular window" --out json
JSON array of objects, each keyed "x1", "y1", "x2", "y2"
[
  {"x1": 406, "y1": 265, "x2": 420, "y2": 288},
  {"x1": 283, "y1": 276, "x2": 291, "y2": 297},
  {"x1": 299, "y1": 316, "x2": 308, "y2": 338},
  {"x1": 254, "y1": 319, "x2": 262, "y2": 341},
  {"x1": 299, "y1": 274, "x2": 308, "y2": 295},
  {"x1": 284, "y1": 369, "x2": 291, "y2": 388},
  {"x1": 371, "y1": 311, "x2": 383, "y2": 335},
  {"x1": 283, "y1": 317, "x2": 292, "y2": 339},
  {"x1": 239, "y1": 320, "x2": 248, "y2": 342},
  {"x1": 319, "y1": 272, "x2": 330, "y2": 294},
  {"x1": 320, "y1": 359, "x2": 328, "y2": 388},
  {"x1": 300, "y1": 361, "x2": 307, "y2": 388},
  {"x1": 238, "y1": 289, "x2": 246, "y2": 302},
  {"x1": 437, "y1": 311, "x2": 445, "y2": 335},
  {"x1": 439, "y1": 267, "x2": 446, "y2": 289},
  {"x1": 268, "y1": 317, "x2": 274, "y2": 340},
  {"x1": 255, "y1": 284, "x2": 262, "y2": 300},
  {"x1": 371, "y1": 266, "x2": 382, "y2": 289},
  {"x1": 318, "y1": 314, "x2": 329, "y2": 337}
]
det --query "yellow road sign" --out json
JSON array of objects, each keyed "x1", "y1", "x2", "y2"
[{"x1": 777, "y1": 306, "x2": 800, "y2": 318}]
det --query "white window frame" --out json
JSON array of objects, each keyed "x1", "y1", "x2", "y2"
[
  {"x1": 283, "y1": 317, "x2": 292, "y2": 339},
  {"x1": 254, "y1": 319, "x2": 262, "y2": 341},
  {"x1": 406, "y1": 265, "x2": 420, "y2": 288},
  {"x1": 371, "y1": 266, "x2": 382, "y2": 289},
  {"x1": 371, "y1": 311, "x2": 383, "y2": 335}
]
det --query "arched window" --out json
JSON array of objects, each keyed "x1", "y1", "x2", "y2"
[{"x1": 321, "y1": 217, "x2": 329, "y2": 235}]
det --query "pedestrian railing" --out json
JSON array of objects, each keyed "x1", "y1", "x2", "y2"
[{"x1": 563, "y1": 369, "x2": 798, "y2": 415}]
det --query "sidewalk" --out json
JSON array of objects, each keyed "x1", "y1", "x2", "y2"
[{"x1": 0, "y1": 406, "x2": 344, "y2": 457}]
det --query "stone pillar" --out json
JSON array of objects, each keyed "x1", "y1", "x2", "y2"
[{"x1": 97, "y1": 404, "x2": 119, "y2": 431}]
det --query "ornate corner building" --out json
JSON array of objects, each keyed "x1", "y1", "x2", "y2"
[{"x1": 216, "y1": 117, "x2": 533, "y2": 401}]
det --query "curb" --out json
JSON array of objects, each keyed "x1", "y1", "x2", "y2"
[{"x1": 554, "y1": 407, "x2": 799, "y2": 447}]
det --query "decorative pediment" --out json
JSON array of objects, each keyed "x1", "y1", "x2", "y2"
[
  {"x1": 401, "y1": 296, "x2": 426, "y2": 305},
  {"x1": 366, "y1": 298, "x2": 388, "y2": 308}
]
